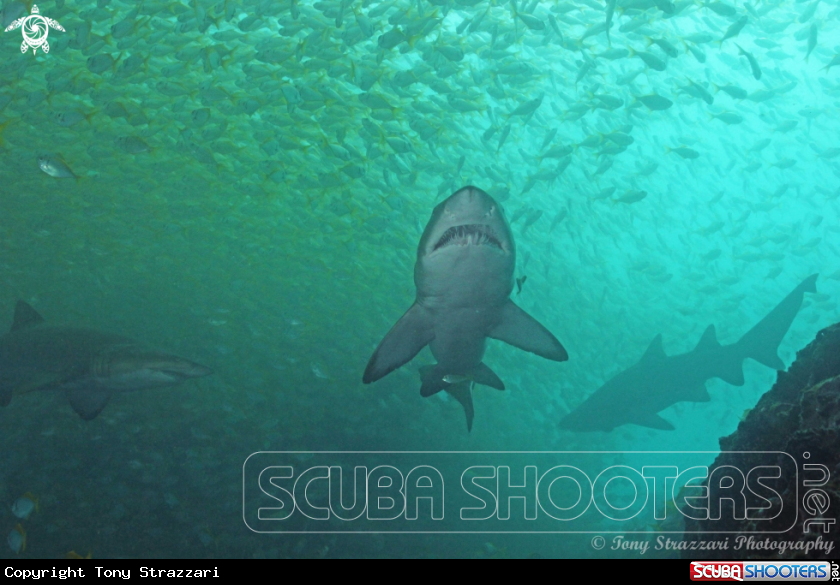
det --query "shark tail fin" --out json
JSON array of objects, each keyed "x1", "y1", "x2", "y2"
[
  {"x1": 445, "y1": 381, "x2": 475, "y2": 432},
  {"x1": 736, "y1": 274, "x2": 817, "y2": 371}
]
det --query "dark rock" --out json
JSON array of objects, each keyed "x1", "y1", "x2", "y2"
[{"x1": 682, "y1": 323, "x2": 840, "y2": 559}]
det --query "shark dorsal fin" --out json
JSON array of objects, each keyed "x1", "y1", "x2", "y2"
[
  {"x1": 640, "y1": 334, "x2": 666, "y2": 362},
  {"x1": 11, "y1": 301, "x2": 45, "y2": 332},
  {"x1": 694, "y1": 324, "x2": 721, "y2": 351}
]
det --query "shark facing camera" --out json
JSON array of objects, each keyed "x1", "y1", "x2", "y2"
[{"x1": 363, "y1": 186, "x2": 568, "y2": 431}]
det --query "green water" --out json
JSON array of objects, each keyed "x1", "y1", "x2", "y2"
[{"x1": 0, "y1": 0, "x2": 836, "y2": 558}]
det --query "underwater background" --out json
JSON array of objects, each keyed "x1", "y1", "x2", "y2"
[{"x1": 0, "y1": 0, "x2": 837, "y2": 559}]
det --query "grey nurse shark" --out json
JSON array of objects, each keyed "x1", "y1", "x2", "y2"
[
  {"x1": 363, "y1": 186, "x2": 568, "y2": 431},
  {"x1": 0, "y1": 301, "x2": 212, "y2": 420},
  {"x1": 559, "y1": 273, "x2": 818, "y2": 432}
]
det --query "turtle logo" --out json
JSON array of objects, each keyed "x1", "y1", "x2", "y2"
[{"x1": 4, "y1": 5, "x2": 65, "y2": 55}]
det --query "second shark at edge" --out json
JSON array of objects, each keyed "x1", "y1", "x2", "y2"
[{"x1": 559, "y1": 274, "x2": 818, "y2": 432}]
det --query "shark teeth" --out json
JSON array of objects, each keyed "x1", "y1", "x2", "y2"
[{"x1": 433, "y1": 224, "x2": 503, "y2": 251}]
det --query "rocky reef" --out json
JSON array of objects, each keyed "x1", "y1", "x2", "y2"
[{"x1": 682, "y1": 323, "x2": 840, "y2": 559}]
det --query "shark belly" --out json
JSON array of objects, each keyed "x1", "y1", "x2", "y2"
[
  {"x1": 427, "y1": 307, "x2": 495, "y2": 373},
  {"x1": 420, "y1": 241, "x2": 511, "y2": 373},
  {"x1": 416, "y1": 239, "x2": 514, "y2": 306}
]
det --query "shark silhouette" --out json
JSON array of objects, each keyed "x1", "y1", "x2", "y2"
[
  {"x1": 0, "y1": 301, "x2": 212, "y2": 420},
  {"x1": 559, "y1": 274, "x2": 818, "y2": 431},
  {"x1": 363, "y1": 186, "x2": 568, "y2": 431}
]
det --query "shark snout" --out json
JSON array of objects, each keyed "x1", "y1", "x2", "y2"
[{"x1": 443, "y1": 186, "x2": 499, "y2": 221}]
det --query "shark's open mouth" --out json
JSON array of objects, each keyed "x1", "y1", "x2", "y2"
[{"x1": 433, "y1": 224, "x2": 504, "y2": 252}]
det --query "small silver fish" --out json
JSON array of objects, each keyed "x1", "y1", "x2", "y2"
[
  {"x1": 442, "y1": 374, "x2": 471, "y2": 384},
  {"x1": 37, "y1": 155, "x2": 76, "y2": 178}
]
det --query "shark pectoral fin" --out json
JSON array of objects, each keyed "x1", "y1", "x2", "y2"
[
  {"x1": 11, "y1": 301, "x2": 45, "y2": 332},
  {"x1": 472, "y1": 363, "x2": 505, "y2": 390},
  {"x1": 363, "y1": 303, "x2": 434, "y2": 384},
  {"x1": 635, "y1": 413, "x2": 675, "y2": 430},
  {"x1": 66, "y1": 388, "x2": 111, "y2": 421},
  {"x1": 445, "y1": 382, "x2": 475, "y2": 432},
  {"x1": 418, "y1": 365, "x2": 446, "y2": 397},
  {"x1": 489, "y1": 300, "x2": 568, "y2": 362}
]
